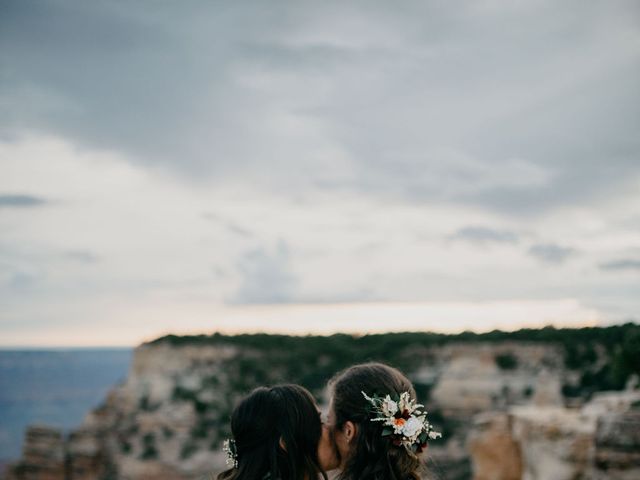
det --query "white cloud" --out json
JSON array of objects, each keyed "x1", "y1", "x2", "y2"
[
  {"x1": 0, "y1": 119, "x2": 638, "y2": 344},
  {"x1": 1, "y1": 0, "x2": 639, "y2": 344}
]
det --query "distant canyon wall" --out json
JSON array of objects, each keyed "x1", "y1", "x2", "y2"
[{"x1": 4, "y1": 329, "x2": 640, "y2": 480}]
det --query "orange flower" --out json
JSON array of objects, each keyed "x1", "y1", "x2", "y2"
[{"x1": 394, "y1": 417, "x2": 406, "y2": 428}]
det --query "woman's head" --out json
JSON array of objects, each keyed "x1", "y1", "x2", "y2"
[
  {"x1": 327, "y1": 363, "x2": 426, "y2": 480},
  {"x1": 218, "y1": 384, "x2": 332, "y2": 480}
]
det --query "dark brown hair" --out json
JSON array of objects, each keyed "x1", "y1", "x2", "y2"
[
  {"x1": 329, "y1": 363, "x2": 426, "y2": 480},
  {"x1": 217, "y1": 384, "x2": 328, "y2": 480}
]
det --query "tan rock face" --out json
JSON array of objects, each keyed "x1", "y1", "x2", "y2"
[
  {"x1": 531, "y1": 369, "x2": 564, "y2": 407},
  {"x1": 3, "y1": 343, "x2": 239, "y2": 480},
  {"x1": 467, "y1": 413, "x2": 523, "y2": 480},
  {"x1": 4, "y1": 426, "x2": 65, "y2": 480},
  {"x1": 511, "y1": 406, "x2": 595, "y2": 480},
  {"x1": 430, "y1": 342, "x2": 561, "y2": 416},
  {"x1": 468, "y1": 392, "x2": 640, "y2": 480},
  {"x1": 593, "y1": 411, "x2": 640, "y2": 478},
  {"x1": 66, "y1": 428, "x2": 113, "y2": 480}
]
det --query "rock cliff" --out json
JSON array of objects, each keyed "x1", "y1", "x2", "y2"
[
  {"x1": 4, "y1": 326, "x2": 639, "y2": 480},
  {"x1": 5, "y1": 342, "x2": 240, "y2": 480},
  {"x1": 4, "y1": 426, "x2": 66, "y2": 480},
  {"x1": 468, "y1": 390, "x2": 640, "y2": 480}
]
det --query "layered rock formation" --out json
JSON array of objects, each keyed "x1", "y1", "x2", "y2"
[
  {"x1": 4, "y1": 343, "x2": 237, "y2": 480},
  {"x1": 430, "y1": 342, "x2": 561, "y2": 415},
  {"x1": 4, "y1": 426, "x2": 65, "y2": 480},
  {"x1": 468, "y1": 390, "x2": 640, "y2": 480},
  {"x1": 3, "y1": 328, "x2": 638, "y2": 480},
  {"x1": 593, "y1": 410, "x2": 640, "y2": 479},
  {"x1": 467, "y1": 413, "x2": 522, "y2": 480}
]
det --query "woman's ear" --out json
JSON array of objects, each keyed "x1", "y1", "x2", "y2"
[
  {"x1": 279, "y1": 436, "x2": 287, "y2": 451},
  {"x1": 343, "y1": 421, "x2": 357, "y2": 443}
]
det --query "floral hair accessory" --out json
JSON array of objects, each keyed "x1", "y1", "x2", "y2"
[
  {"x1": 362, "y1": 391, "x2": 442, "y2": 454},
  {"x1": 223, "y1": 438, "x2": 238, "y2": 468}
]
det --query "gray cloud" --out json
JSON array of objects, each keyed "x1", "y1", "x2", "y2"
[
  {"x1": 1, "y1": 1, "x2": 638, "y2": 216},
  {"x1": 528, "y1": 243, "x2": 575, "y2": 264},
  {"x1": 450, "y1": 226, "x2": 519, "y2": 244},
  {"x1": 8, "y1": 272, "x2": 36, "y2": 289},
  {"x1": 202, "y1": 213, "x2": 254, "y2": 238},
  {"x1": 0, "y1": 194, "x2": 47, "y2": 208},
  {"x1": 1, "y1": 0, "x2": 639, "y2": 334},
  {"x1": 229, "y1": 240, "x2": 297, "y2": 305},
  {"x1": 293, "y1": 286, "x2": 379, "y2": 304},
  {"x1": 1, "y1": 270, "x2": 40, "y2": 292},
  {"x1": 599, "y1": 259, "x2": 640, "y2": 272},
  {"x1": 63, "y1": 250, "x2": 99, "y2": 263}
]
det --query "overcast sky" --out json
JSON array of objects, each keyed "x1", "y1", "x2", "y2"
[{"x1": 1, "y1": 0, "x2": 639, "y2": 346}]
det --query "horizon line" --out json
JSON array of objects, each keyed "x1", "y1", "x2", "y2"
[{"x1": 1, "y1": 320, "x2": 637, "y2": 350}]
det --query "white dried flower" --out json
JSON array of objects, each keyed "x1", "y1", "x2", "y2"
[
  {"x1": 398, "y1": 392, "x2": 411, "y2": 411},
  {"x1": 223, "y1": 438, "x2": 238, "y2": 468},
  {"x1": 381, "y1": 395, "x2": 398, "y2": 416},
  {"x1": 401, "y1": 416, "x2": 424, "y2": 439}
]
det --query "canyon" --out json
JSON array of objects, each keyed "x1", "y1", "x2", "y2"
[{"x1": 4, "y1": 326, "x2": 639, "y2": 480}]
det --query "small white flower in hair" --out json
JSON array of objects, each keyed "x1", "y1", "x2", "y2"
[
  {"x1": 403, "y1": 416, "x2": 424, "y2": 437},
  {"x1": 381, "y1": 395, "x2": 398, "y2": 416},
  {"x1": 222, "y1": 438, "x2": 238, "y2": 468}
]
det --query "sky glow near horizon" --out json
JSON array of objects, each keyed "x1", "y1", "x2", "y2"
[{"x1": 1, "y1": 0, "x2": 639, "y2": 346}]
